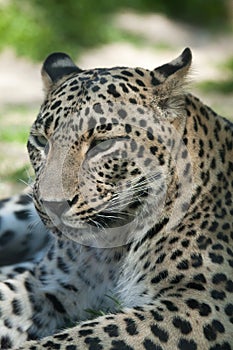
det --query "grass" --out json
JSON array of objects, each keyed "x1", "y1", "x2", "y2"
[
  {"x1": 0, "y1": 104, "x2": 36, "y2": 144},
  {"x1": 197, "y1": 56, "x2": 233, "y2": 95},
  {"x1": 1, "y1": 164, "x2": 32, "y2": 183},
  {"x1": 63, "y1": 293, "x2": 122, "y2": 329},
  {"x1": 85, "y1": 293, "x2": 123, "y2": 319},
  {"x1": 0, "y1": 126, "x2": 29, "y2": 144},
  {"x1": 0, "y1": 105, "x2": 35, "y2": 196}
]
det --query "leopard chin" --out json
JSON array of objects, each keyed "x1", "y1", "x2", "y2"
[{"x1": 53, "y1": 221, "x2": 135, "y2": 248}]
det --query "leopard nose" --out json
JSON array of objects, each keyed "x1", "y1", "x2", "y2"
[{"x1": 43, "y1": 200, "x2": 70, "y2": 217}]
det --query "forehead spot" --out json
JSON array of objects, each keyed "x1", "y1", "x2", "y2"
[
  {"x1": 107, "y1": 84, "x2": 121, "y2": 98},
  {"x1": 118, "y1": 109, "x2": 127, "y2": 119},
  {"x1": 136, "y1": 79, "x2": 146, "y2": 87},
  {"x1": 93, "y1": 103, "x2": 104, "y2": 114},
  {"x1": 129, "y1": 98, "x2": 137, "y2": 104},
  {"x1": 119, "y1": 83, "x2": 129, "y2": 93},
  {"x1": 125, "y1": 124, "x2": 132, "y2": 134},
  {"x1": 121, "y1": 70, "x2": 134, "y2": 77},
  {"x1": 100, "y1": 77, "x2": 107, "y2": 84},
  {"x1": 135, "y1": 68, "x2": 144, "y2": 76},
  {"x1": 140, "y1": 119, "x2": 147, "y2": 127},
  {"x1": 92, "y1": 86, "x2": 100, "y2": 92},
  {"x1": 127, "y1": 83, "x2": 139, "y2": 92}
]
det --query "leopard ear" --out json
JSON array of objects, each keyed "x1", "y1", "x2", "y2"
[
  {"x1": 41, "y1": 52, "x2": 82, "y2": 93},
  {"x1": 151, "y1": 48, "x2": 192, "y2": 119},
  {"x1": 153, "y1": 48, "x2": 192, "y2": 83}
]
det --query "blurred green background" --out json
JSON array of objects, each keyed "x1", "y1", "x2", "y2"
[
  {"x1": 0, "y1": 0, "x2": 232, "y2": 197},
  {"x1": 0, "y1": 0, "x2": 232, "y2": 61}
]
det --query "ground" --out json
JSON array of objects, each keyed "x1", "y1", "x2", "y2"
[{"x1": 0, "y1": 11, "x2": 232, "y2": 198}]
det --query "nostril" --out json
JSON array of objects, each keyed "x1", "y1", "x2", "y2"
[{"x1": 43, "y1": 200, "x2": 70, "y2": 217}]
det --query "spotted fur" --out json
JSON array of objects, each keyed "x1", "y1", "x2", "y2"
[
  {"x1": 0, "y1": 48, "x2": 232, "y2": 350},
  {"x1": 0, "y1": 192, "x2": 50, "y2": 267}
]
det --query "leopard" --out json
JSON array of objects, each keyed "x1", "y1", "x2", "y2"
[
  {"x1": 0, "y1": 192, "x2": 50, "y2": 267},
  {"x1": 0, "y1": 47, "x2": 232, "y2": 350}
]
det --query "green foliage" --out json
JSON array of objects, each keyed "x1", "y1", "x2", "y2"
[
  {"x1": 2, "y1": 164, "x2": 32, "y2": 183},
  {"x1": 198, "y1": 80, "x2": 233, "y2": 94},
  {"x1": 147, "y1": 0, "x2": 231, "y2": 28},
  {"x1": 0, "y1": 126, "x2": 29, "y2": 144},
  {"x1": 85, "y1": 293, "x2": 123, "y2": 319},
  {"x1": 224, "y1": 57, "x2": 233, "y2": 71},
  {"x1": 198, "y1": 56, "x2": 233, "y2": 94},
  {"x1": 0, "y1": 0, "x2": 231, "y2": 61}
]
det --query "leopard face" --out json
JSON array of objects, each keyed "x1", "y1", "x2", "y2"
[{"x1": 27, "y1": 49, "x2": 192, "y2": 247}]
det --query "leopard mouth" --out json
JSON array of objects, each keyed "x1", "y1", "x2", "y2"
[
  {"x1": 40, "y1": 185, "x2": 147, "y2": 233},
  {"x1": 86, "y1": 210, "x2": 133, "y2": 228},
  {"x1": 43, "y1": 195, "x2": 148, "y2": 248},
  {"x1": 37, "y1": 177, "x2": 150, "y2": 245},
  {"x1": 84, "y1": 195, "x2": 143, "y2": 229}
]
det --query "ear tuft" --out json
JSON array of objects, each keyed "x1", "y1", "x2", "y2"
[{"x1": 41, "y1": 52, "x2": 82, "y2": 92}]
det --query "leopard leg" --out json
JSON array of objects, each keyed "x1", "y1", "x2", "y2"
[
  {"x1": 0, "y1": 193, "x2": 51, "y2": 266},
  {"x1": 19, "y1": 293, "x2": 233, "y2": 350}
]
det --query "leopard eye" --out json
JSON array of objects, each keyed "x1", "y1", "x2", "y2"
[
  {"x1": 33, "y1": 135, "x2": 48, "y2": 148},
  {"x1": 89, "y1": 139, "x2": 116, "y2": 152}
]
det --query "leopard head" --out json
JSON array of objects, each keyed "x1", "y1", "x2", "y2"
[{"x1": 27, "y1": 48, "x2": 192, "y2": 247}]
